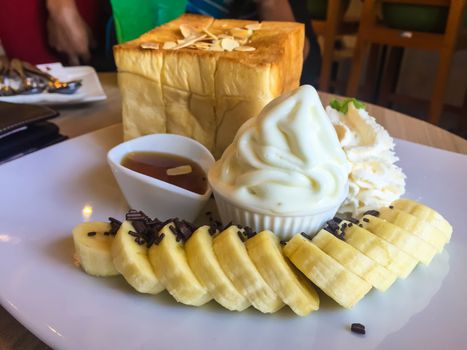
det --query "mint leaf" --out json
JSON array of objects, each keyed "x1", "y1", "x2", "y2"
[
  {"x1": 330, "y1": 98, "x2": 365, "y2": 113},
  {"x1": 330, "y1": 99, "x2": 343, "y2": 112},
  {"x1": 351, "y1": 98, "x2": 365, "y2": 110}
]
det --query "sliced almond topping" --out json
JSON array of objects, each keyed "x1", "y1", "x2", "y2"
[
  {"x1": 193, "y1": 42, "x2": 212, "y2": 50},
  {"x1": 203, "y1": 28, "x2": 218, "y2": 40},
  {"x1": 161, "y1": 22, "x2": 257, "y2": 52},
  {"x1": 173, "y1": 34, "x2": 207, "y2": 49},
  {"x1": 218, "y1": 34, "x2": 234, "y2": 40},
  {"x1": 209, "y1": 40, "x2": 224, "y2": 51},
  {"x1": 236, "y1": 37, "x2": 249, "y2": 46},
  {"x1": 162, "y1": 41, "x2": 177, "y2": 49},
  {"x1": 221, "y1": 37, "x2": 240, "y2": 51},
  {"x1": 234, "y1": 45, "x2": 256, "y2": 52},
  {"x1": 196, "y1": 37, "x2": 214, "y2": 43},
  {"x1": 230, "y1": 28, "x2": 252, "y2": 39},
  {"x1": 166, "y1": 165, "x2": 193, "y2": 176},
  {"x1": 245, "y1": 22, "x2": 262, "y2": 31},
  {"x1": 140, "y1": 42, "x2": 159, "y2": 50},
  {"x1": 180, "y1": 24, "x2": 198, "y2": 38}
]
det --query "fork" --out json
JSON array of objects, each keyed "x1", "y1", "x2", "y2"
[
  {"x1": 0, "y1": 56, "x2": 15, "y2": 96},
  {"x1": 10, "y1": 59, "x2": 45, "y2": 95},
  {"x1": 21, "y1": 61, "x2": 82, "y2": 94}
]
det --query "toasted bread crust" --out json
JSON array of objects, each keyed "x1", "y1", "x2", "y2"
[{"x1": 114, "y1": 14, "x2": 304, "y2": 157}]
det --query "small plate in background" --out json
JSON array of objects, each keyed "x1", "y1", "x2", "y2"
[{"x1": 0, "y1": 63, "x2": 106, "y2": 105}]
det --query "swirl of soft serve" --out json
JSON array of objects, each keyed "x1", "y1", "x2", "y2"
[{"x1": 209, "y1": 85, "x2": 351, "y2": 215}]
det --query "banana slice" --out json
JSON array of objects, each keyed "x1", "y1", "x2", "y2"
[
  {"x1": 111, "y1": 221, "x2": 164, "y2": 294},
  {"x1": 341, "y1": 221, "x2": 418, "y2": 278},
  {"x1": 149, "y1": 222, "x2": 211, "y2": 306},
  {"x1": 185, "y1": 226, "x2": 250, "y2": 311},
  {"x1": 245, "y1": 230, "x2": 319, "y2": 316},
  {"x1": 72, "y1": 221, "x2": 119, "y2": 277},
  {"x1": 377, "y1": 207, "x2": 448, "y2": 252},
  {"x1": 213, "y1": 226, "x2": 284, "y2": 313},
  {"x1": 312, "y1": 229, "x2": 397, "y2": 291},
  {"x1": 360, "y1": 215, "x2": 437, "y2": 265},
  {"x1": 392, "y1": 199, "x2": 452, "y2": 239},
  {"x1": 284, "y1": 234, "x2": 372, "y2": 309}
]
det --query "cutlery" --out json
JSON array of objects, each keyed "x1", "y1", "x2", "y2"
[
  {"x1": 0, "y1": 57, "x2": 15, "y2": 96},
  {"x1": 10, "y1": 59, "x2": 46, "y2": 95},
  {"x1": 22, "y1": 61, "x2": 82, "y2": 94}
]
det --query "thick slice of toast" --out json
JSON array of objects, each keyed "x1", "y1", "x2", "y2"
[{"x1": 114, "y1": 14, "x2": 304, "y2": 158}]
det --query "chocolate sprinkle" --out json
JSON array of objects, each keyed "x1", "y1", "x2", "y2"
[
  {"x1": 163, "y1": 218, "x2": 196, "y2": 243},
  {"x1": 242, "y1": 225, "x2": 256, "y2": 239},
  {"x1": 128, "y1": 230, "x2": 140, "y2": 238},
  {"x1": 300, "y1": 232, "x2": 314, "y2": 240},
  {"x1": 351, "y1": 323, "x2": 366, "y2": 335},
  {"x1": 348, "y1": 217, "x2": 359, "y2": 224},
  {"x1": 176, "y1": 219, "x2": 195, "y2": 239},
  {"x1": 222, "y1": 221, "x2": 233, "y2": 231},
  {"x1": 363, "y1": 210, "x2": 380, "y2": 217},
  {"x1": 122, "y1": 210, "x2": 172, "y2": 247},
  {"x1": 332, "y1": 217, "x2": 343, "y2": 223},
  {"x1": 237, "y1": 231, "x2": 247, "y2": 242},
  {"x1": 362, "y1": 218, "x2": 370, "y2": 223},
  {"x1": 87, "y1": 231, "x2": 96, "y2": 237},
  {"x1": 323, "y1": 218, "x2": 345, "y2": 241},
  {"x1": 280, "y1": 240, "x2": 287, "y2": 246},
  {"x1": 125, "y1": 209, "x2": 151, "y2": 223},
  {"x1": 105, "y1": 217, "x2": 122, "y2": 236},
  {"x1": 389, "y1": 205, "x2": 394, "y2": 209},
  {"x1": 208, "y1": 218, "x2": 224, "y2": 236},
  {"x1": 325, "y1": 219, "x2": 339, "y2": 235},
  {"x1": 153, "y1": 233, "x2": 165, "y2": 245},
  {"x1": 132, "y1": 220, "x2": 147, "y2": 234}
]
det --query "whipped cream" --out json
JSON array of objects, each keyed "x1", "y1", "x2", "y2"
[
  {"x1": 209, "y1": 85, "x2": 350, "y2": 215},
  {"x1": 326, "y1": 101, "x2": 406, "y2": 216}
]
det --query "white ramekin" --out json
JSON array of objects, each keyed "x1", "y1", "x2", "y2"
[
  {"x1": 107, "y1": 134, "x2": 215, "y2": 222},
  {"x1": 210, "y1": 185, "x2": 342, "y2": 240}
]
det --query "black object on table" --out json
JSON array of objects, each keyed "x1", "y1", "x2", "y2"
[{"x1": 0, "y1": 101, "x2": 67, "y2": 164}]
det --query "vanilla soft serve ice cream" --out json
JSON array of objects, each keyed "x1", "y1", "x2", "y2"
[
  {"x1": 326, "y1": 100, "x2": 406, "y2": 216},
  {"x1": 209, "y1": 85, "x2": 351, "y2": 225}
]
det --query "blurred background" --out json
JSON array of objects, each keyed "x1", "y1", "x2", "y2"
[{"x1": 0, "y1": 0, "x2": 466, "y2": 138}]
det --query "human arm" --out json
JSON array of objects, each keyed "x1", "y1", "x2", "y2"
[
  {"x1": 46, "y1": 0, "x2": 92, "y2": 65},
  {"x1": 255, "y1": 0, "x2": 310, "y2": 58}
]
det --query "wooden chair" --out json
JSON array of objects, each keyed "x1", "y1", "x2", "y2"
[
  {"x1": 461, "y1": 88, "x2": 467, "y2": 136},
  {"x1": 346, "y1": 0, "x2": 467, "y2": 125},
  {"x1": 311, "y1": 0, "x2": 358, "y2": 91}
]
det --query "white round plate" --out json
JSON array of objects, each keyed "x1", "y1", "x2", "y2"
[{"x1": 0, "y1": 124, "x2": 466, "y2": 350}]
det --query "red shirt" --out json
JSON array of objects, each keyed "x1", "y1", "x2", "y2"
[{"x1": 0, "y1": 0, "x2": 101, "y2": 65}]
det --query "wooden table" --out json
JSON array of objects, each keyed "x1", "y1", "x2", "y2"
[{"x1": 1, "y1": 72, "x2": 466, "y2": 350}]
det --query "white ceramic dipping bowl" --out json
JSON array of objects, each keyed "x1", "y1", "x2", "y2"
[{"x1": 107, "y1": 134, "x2": 215, "y2": 222}]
